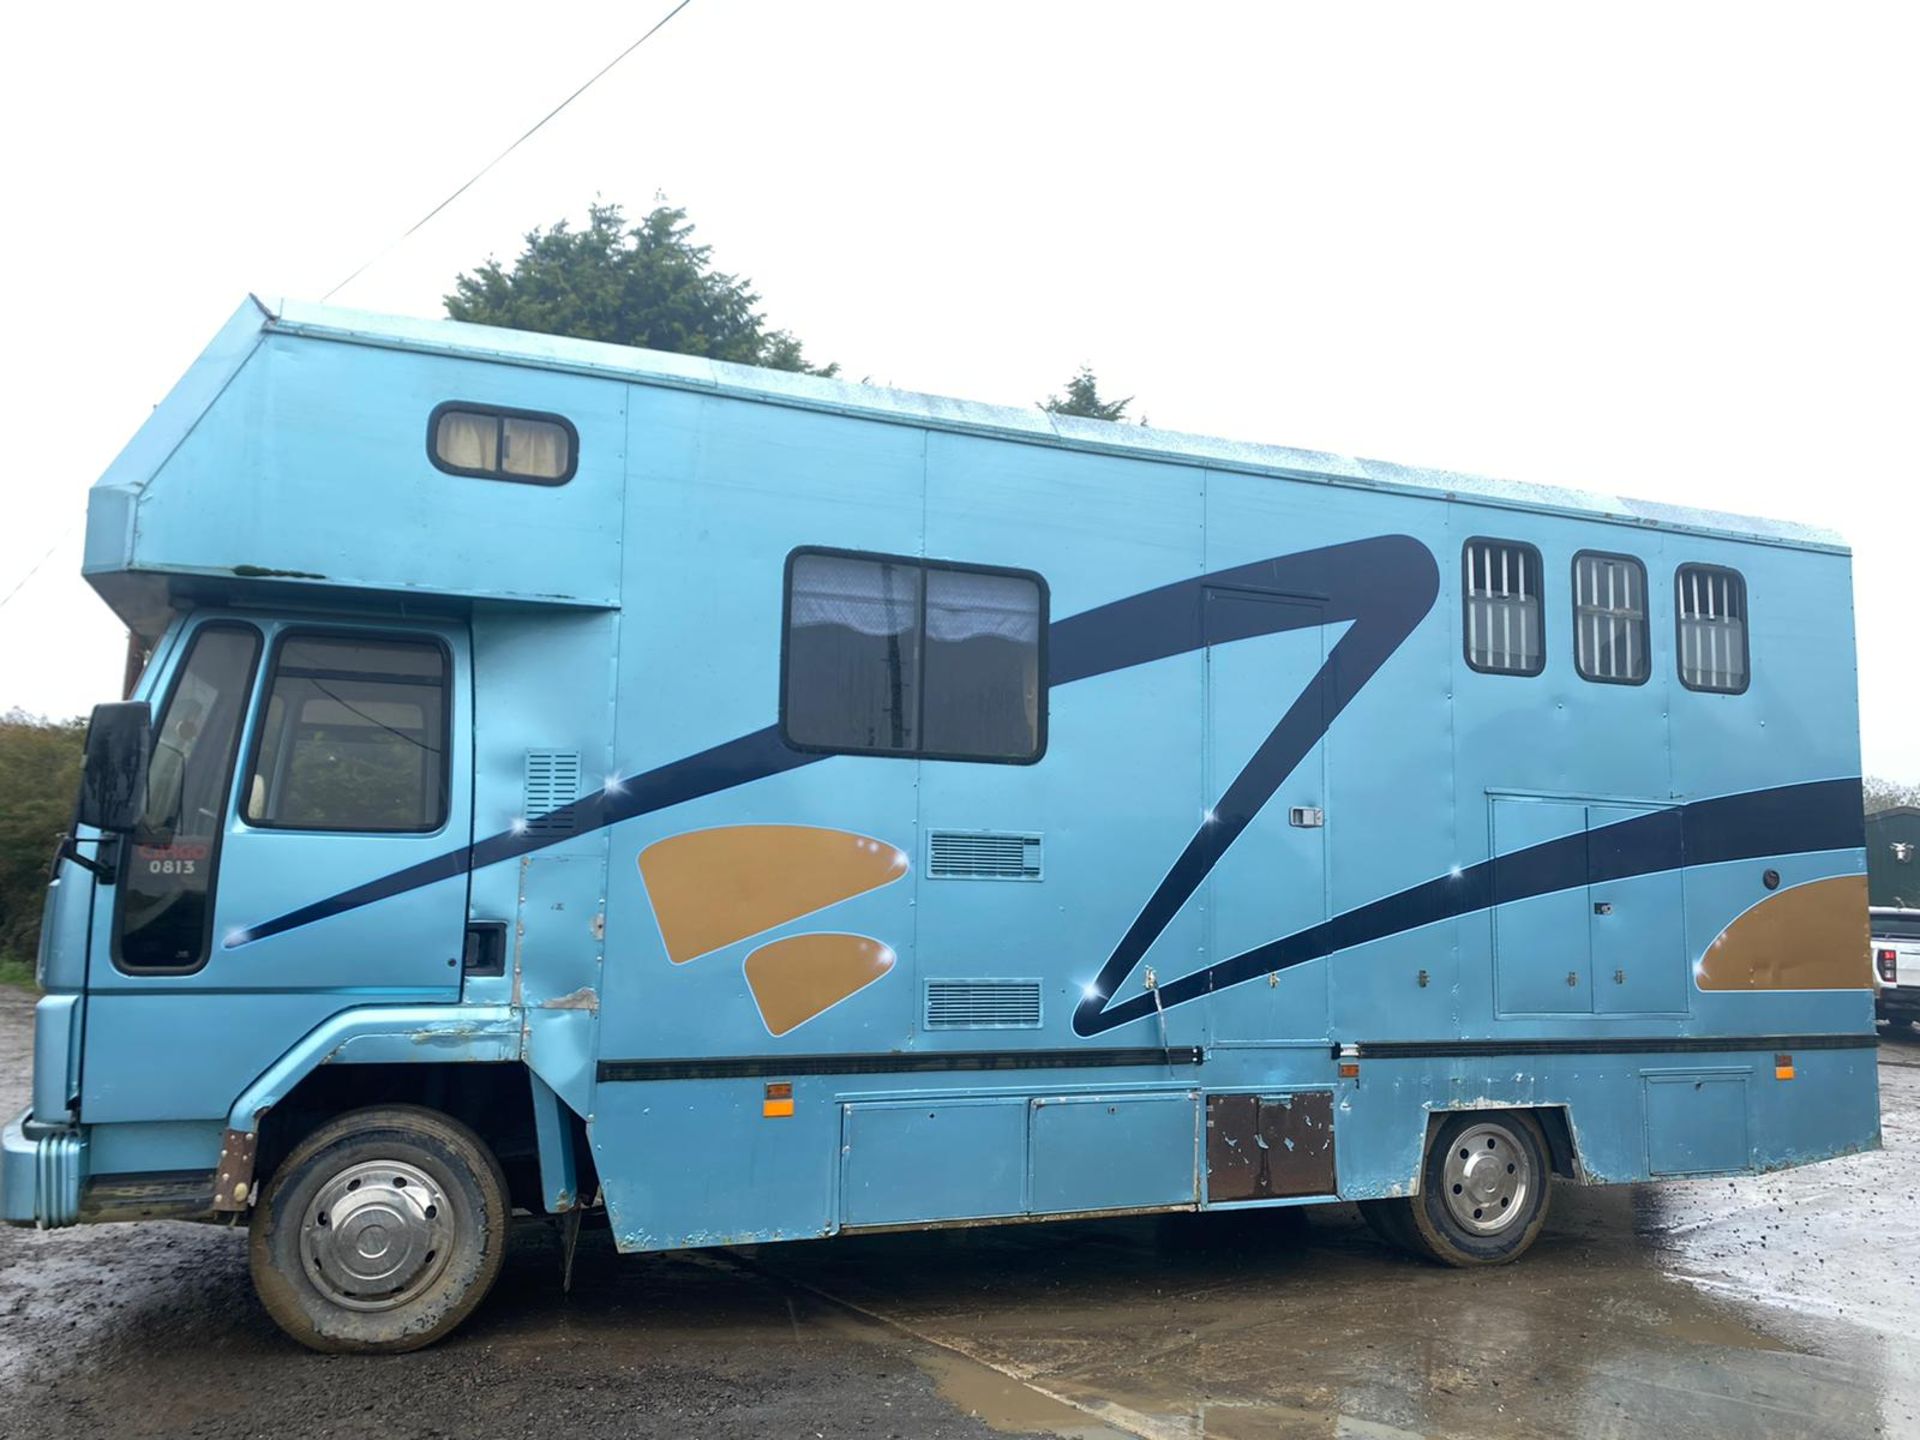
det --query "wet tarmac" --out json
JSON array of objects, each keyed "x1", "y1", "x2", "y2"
[{"x1": 1, "y1": 982, "x2": 1916, "y2": 1439}]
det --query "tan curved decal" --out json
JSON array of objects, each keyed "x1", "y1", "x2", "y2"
[
  {"x1": 744, "y1": 933, "x2": 896, "y2": 1036},
  {"x1": 639, "y1": 825, "x2": 909, "y2": 964},
  {"x1": 1696, "y1": 874, "x2": 1871, "y2": 990}
]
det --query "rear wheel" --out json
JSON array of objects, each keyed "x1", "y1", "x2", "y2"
[
  {"x1": 1364, "y1": 1111, "x2": 1552, "y2": 1266},
  {"x1": 249, "y1": 1105, "x2": 510, "y2": 1353},
  {"x1": 1406, "y1": 1111, "x2": 1552, "y2": 1265},
  {"x1": 1357, "y1": 1196, "x2": 1422, "y2": 1255}
]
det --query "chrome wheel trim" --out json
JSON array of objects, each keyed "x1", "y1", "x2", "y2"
[
  {"x1": 1439, "y1": 1122, "x2": 1533, "y2": 1236},
  {"x1": 298, "y1": 1158, "x2": 455, "y2": 1312}
]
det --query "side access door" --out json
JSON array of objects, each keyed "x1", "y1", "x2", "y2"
[
  {"x1": 83, "y1": 615, "x2": 474, "y2": 1127},
  {"x1": 1491, "y1": 796, "x2": 1686, "y2": 1017},
  {"x1": 1202, "y1": 588, "x2": 1330, "y2": 1042}
]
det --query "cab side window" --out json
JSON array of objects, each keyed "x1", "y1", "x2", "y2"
[{"x1": 245, "y1": 635, "x2": 449, "y2": 832}]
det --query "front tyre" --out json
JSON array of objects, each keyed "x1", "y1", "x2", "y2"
[
  {"x1": 249, "y1": 1105, "x2": 510, "y2": 1353},
  {"x1": 1403, "y1": 1110, "x2": 1552, "y2": 1266}
]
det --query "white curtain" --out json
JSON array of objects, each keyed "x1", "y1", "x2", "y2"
[
  {"x1": 789, "y1": 554, "x2": 921, "y2": 636},
  {"x1": 926, "y1": 568, "x2": 1040, "y2": 644},
  {"x1": 502, "y1": 416, "x2": 570, "y2": 479},
  {"x1": 789, "y1": 554, "x2": 1038, "y2": 644},
  {"x1": 435, "y1": 411, "x2": 498, "y2": 470}
]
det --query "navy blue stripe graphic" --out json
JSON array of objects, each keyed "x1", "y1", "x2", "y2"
[
  {"x1": 232, "y1": 536, "x2": 1436, "y2": 948},
  {"x1": 1074, "y1": 777, "x2": 1866, "y2": 1035},
  {"x1": 1062, "y1": 538, "x2": 1439, "y2": 1034},
  {"x1": 227, "y1": 532, "x2": 1860, "y2": 1049}
]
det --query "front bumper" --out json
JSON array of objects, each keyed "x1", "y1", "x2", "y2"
[{"x1": 2, "y1": 1107, "x2": 87, "y2": 1228}]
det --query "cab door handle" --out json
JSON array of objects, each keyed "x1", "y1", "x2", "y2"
[{"x1": 1593, "y1": 901, "x2": 1613, "y2": 915}]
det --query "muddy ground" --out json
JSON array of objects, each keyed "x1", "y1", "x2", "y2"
[{"x1": 1, "y1": 984, "x2": 1916, "y2": 1440}]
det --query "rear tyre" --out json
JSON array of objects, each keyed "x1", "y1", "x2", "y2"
[
  {"x1": 249, "y1": 1105, "x2": 510, "y2": 1354},
  {"x1": 1402, "y1": 1110, "x2": 1552, "y2": 1266},
  {"x1": 1357, "y1": 1197, "x2": 1423, "y2": 1256}
]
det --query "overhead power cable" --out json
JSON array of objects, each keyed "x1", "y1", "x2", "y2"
[
  {"x1": 0, "y1": 521, "x2": 77, "y2": 613},
  {"x1": 322, "y1": 0, "x2": 698, "y2": 301}
]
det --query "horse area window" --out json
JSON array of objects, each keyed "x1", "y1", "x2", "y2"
[
  {"x1": 429, "y1": 403, "x2": 576, "y2": 484},
  {"x1": 1463, "y1": 539, "x2": 1544, "y2": 676},
  {"x1": 781, "y1": 550, "x2": 1046, "y2": 764},
  {"x1": 1573, "y1": 551, "x2": 1650, "y2": 685},
  {"x1": 1676, "y1": 564, "x2": 1749, "y2": 693}
]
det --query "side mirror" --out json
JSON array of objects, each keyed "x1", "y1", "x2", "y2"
[{"x1": 78, "y1": 701, "x2": 152, "y2": 833}]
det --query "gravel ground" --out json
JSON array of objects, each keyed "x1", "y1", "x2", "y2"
[{"x1": 3, "y1": 984, "x2": 1918, "y2": 1439}]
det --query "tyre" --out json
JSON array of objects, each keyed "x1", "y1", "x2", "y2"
[
  {"x1": 1357, "y1": 1196, "x2": 1422, "y2": 1256},
  {"x1": 249, "y1": 1105, "x2": 510, "y2": 1354},
  {"x1": 1400, "y1": 1110, "x2": 1552, "y2": 1266}
]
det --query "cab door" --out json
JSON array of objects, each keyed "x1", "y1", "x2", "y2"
[{"x1": 82, "y1": 615, "x2": 473, "y2": 1127}]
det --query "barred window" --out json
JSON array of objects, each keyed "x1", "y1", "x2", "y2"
[
  {"x1": 1573, "y1": 552, "x2": 1649, "y2": 684},
  {"x1": 1676, "y1": 564, "x2": 1748, "y2": 693},
  {"x1": 1463, "y1": 540, "x2": 1544, "y2": 676}
]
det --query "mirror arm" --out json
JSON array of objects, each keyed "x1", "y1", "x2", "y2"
[{"x1": 58, "y1": 833, "x2": 118, "y2": 885}]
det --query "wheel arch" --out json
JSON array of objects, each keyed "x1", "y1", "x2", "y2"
[
  {"x1": 222, "y1": 1006, "x2": 591, "y2": 1217},
  {"x1": 1419, "y1": 1103, "x2": 1583, "y2": 1186}
]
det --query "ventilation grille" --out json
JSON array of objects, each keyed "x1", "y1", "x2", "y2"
[
  {"x1": 927, "y1": 830, "x2": 1042, "y2": 880},
  {"x1": 524, "y1": 751, "x2": 582, "y2": 835},
  {"x1": 925, "y1": 979, "x2": 1044, "y2": 1030}
]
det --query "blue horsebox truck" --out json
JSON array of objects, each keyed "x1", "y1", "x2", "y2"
[{"x1": 3, "y1": 298, "x2": 1878, "y2": 1352}]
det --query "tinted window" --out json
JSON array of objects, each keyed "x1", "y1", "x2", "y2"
[
  {"x1": 1463, "y1": 540, "x2": 1543, "y2": 676},
  {"x1": 920, "y1": 567, "x2": 1044, "y2": 758},
  {"x1": 1874, "y1": 914, "x2": 1920, "y2": 941},
  {"x1": 429, "y1": 404, "x2": 576, "y2": 484},
  {"x1": 245, "y1": 636, "x2": 448, "y2": 832},
  {"x1": 1573, "y1": 552, "x2": 1650, "y2": 684},
  {"x1": 783, "y1": 551, "x2": 1044, "y2": 763},
  {"x1": 1675, "y1": 564, "x2": 1748, "y2": 693},
  {"x1": 118, "y1": 624, "x2": 260, "y2": 971}
]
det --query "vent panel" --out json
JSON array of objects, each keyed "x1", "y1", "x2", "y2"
[
  {"x1": 524, "y1": 751, "x2": 582, "y2": 835},
  {"x1": 927, "y1": 830, "x2": 1042, "y2": 880},
  {"x1": 924, "y1": 979, "x2": 1044, "y2": 1030}
]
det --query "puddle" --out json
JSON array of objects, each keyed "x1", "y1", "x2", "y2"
[{"x1": 758, "y1": 1096, "x2": 1920, "y2": 1439}]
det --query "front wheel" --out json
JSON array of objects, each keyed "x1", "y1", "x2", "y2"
[
  {"x1": 249, "y1": 1105, "x2": 510, "y2": 1353},
  {"x1": 1368, "y1": 1110, "x2": 1553, "y2": 1267}
]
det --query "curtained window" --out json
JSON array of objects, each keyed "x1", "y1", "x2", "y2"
[
  {"x1": 429, "y1": 404, "x2": 575, "y2": 484},
  {"x1": 783, "y1": 550, "x2": 1045, "y2": 762}
]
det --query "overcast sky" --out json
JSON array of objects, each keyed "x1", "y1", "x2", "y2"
[{"x1": 2, "y1": 2, "x2": 1914, "y2": 776}]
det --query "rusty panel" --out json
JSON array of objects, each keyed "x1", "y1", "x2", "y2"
[{"x1": 1206, "y1": 1091, "x2": 1336, "y2": 1202}]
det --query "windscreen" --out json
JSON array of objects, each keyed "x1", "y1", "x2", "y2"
[{"x1": 116, "y1": 625, "x2": 260, "y2": 971}]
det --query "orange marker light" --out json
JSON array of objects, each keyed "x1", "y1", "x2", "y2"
[
  {"x1": 1338, "y1": 1062, "x2": 1360, "y2": 1080},
  {"x1": 763, "y1": 1081, "x2": 795, "y2": 1118},
  {"x1": 1774, "y1": 1053, "x2": 1795, "y2": 1082}
]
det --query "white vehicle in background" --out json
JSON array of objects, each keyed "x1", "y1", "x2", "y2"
[{"x1": 1873, "y1": 907, "x2": 1920, "y2": 1031}]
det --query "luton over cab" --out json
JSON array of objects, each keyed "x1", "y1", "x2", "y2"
[{"x1": 4, "y1": 297, "x2": 1879, "y2": 1352}]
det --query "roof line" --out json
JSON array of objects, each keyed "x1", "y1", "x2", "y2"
[{"x1": 257, "y1": 299, "x2": 1849, "y2": 556}]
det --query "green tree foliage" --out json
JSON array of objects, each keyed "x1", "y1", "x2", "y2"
[
  {"x1": 1866, "y1": 776, "x2": 1920, "y2": 813},
  {"x1": 1041, "y1": 367, "x2": 1134, "y2": 423},
  {"x1": 446, "y1": 202, "x2": 836, "y2": 375},
  {"x1": 0, "y1": 710, "x2": 84, "y2": 983}
]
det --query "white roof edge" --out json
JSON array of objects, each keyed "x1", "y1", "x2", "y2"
[{"x1": 260, "y1": 298, "x2": 1849, "y2": 555}]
